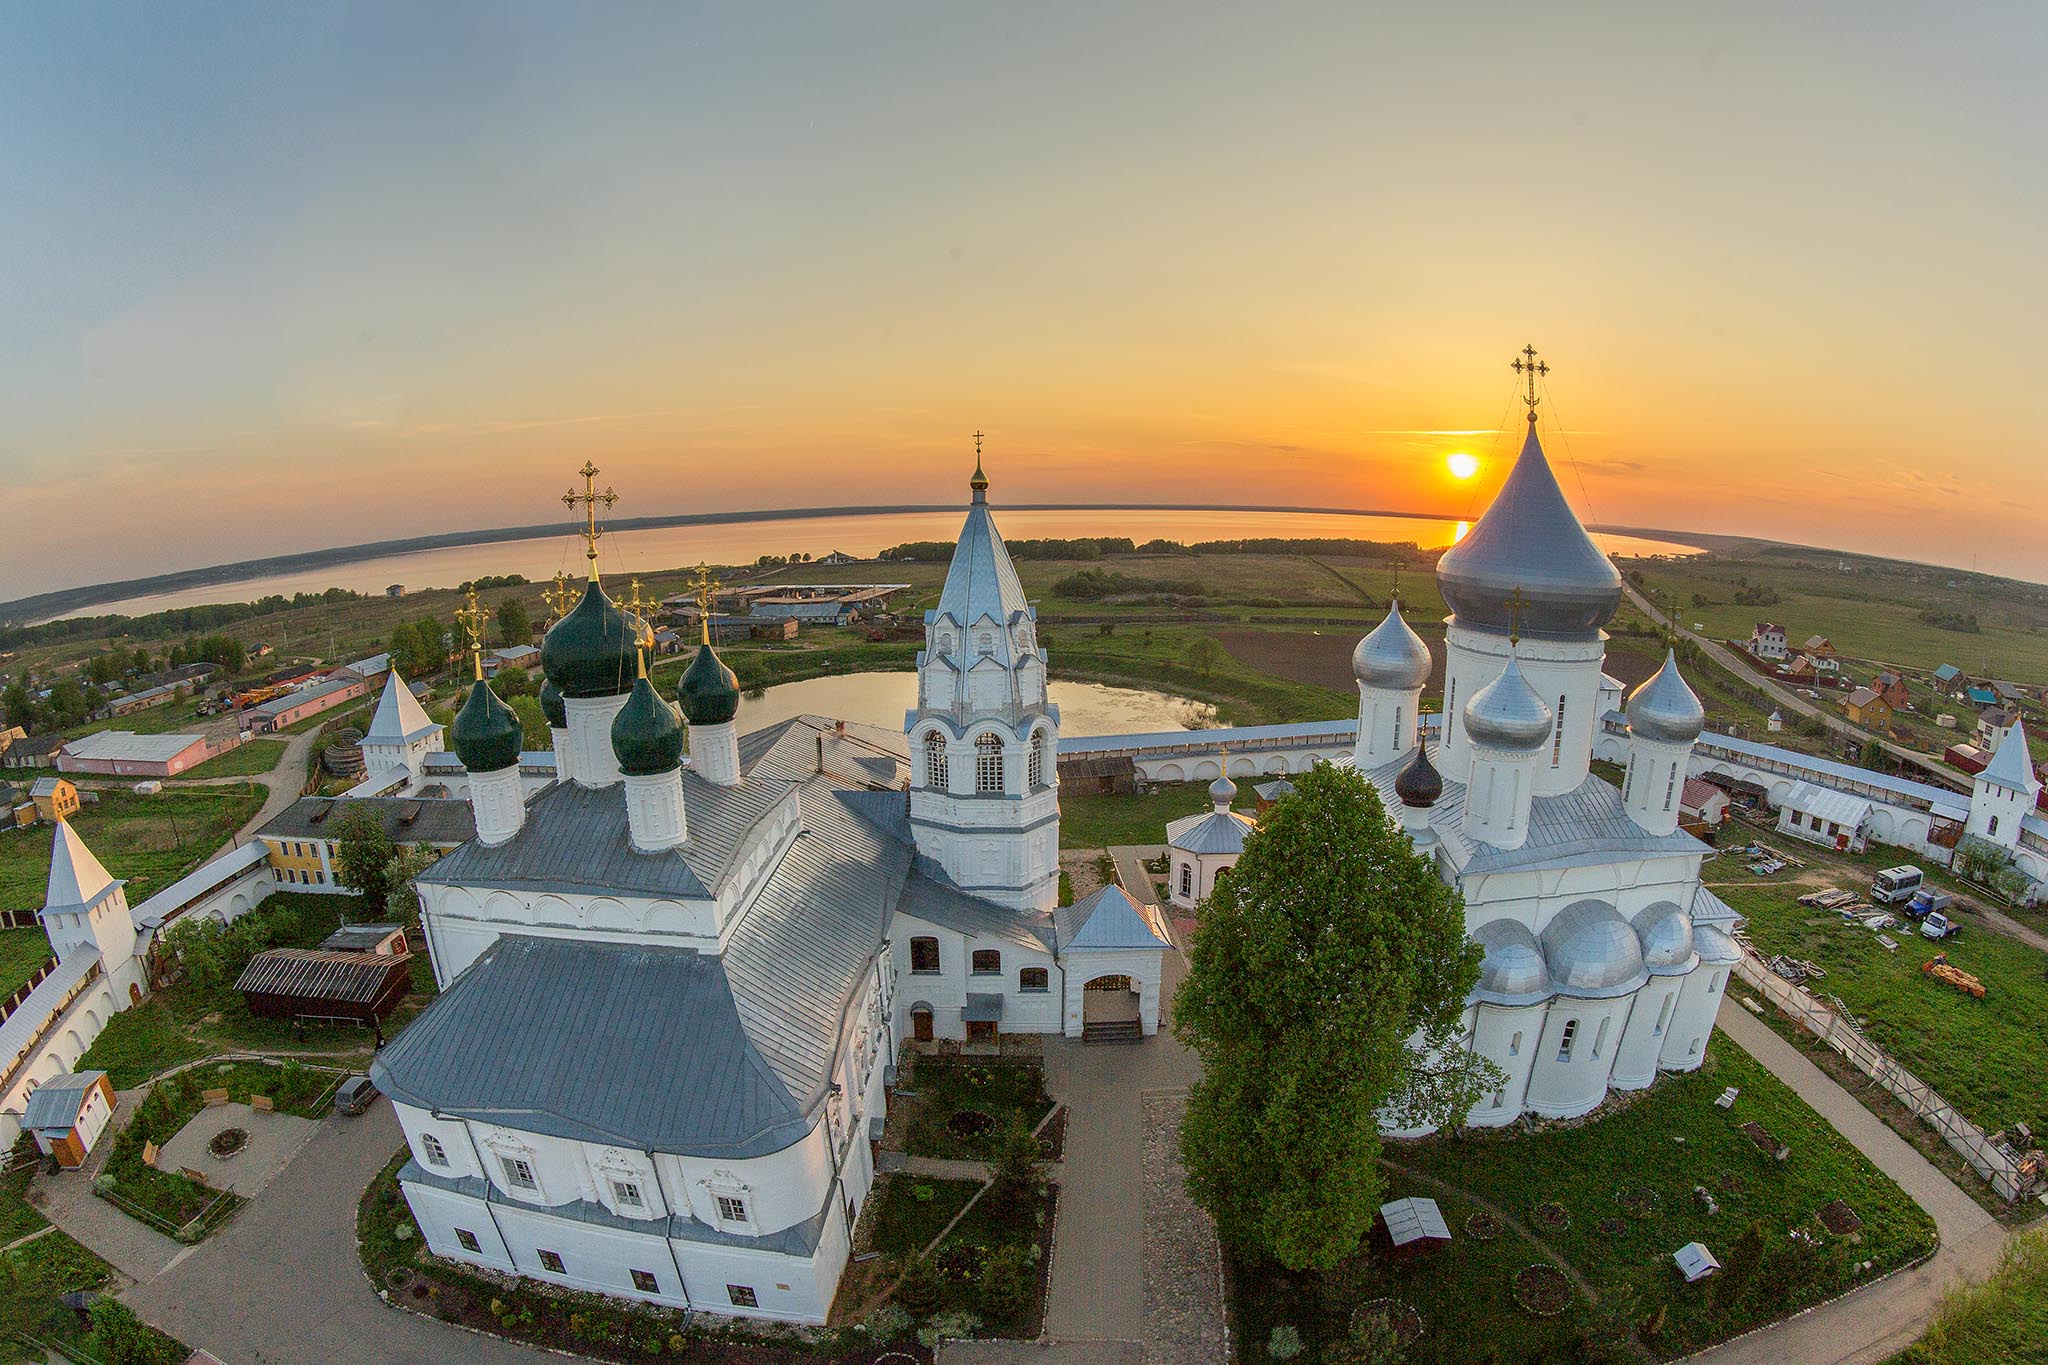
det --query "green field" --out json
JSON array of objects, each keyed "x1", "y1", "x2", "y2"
[
  {"x1": 180, "y1": 736, "x2": 288, "y2": 777},
  {"x1": 1892, "y1": 1228, "x2": 2048, "y2": 1364},
  {"x1": 1232, "y1": 1048, "x2": 1939, "y2": 1364},
  {"x1": 1711, "y1": 876, "x2": 2048, "y2": 1135},
  {"x1": 1059, "y1": 782, "x2": 1231, "y2": 849},
  {"x1": 1625, "y1": 548, "x2": 2048, "y2": 680},
  {"x1": 0, "y1": 925, "x2": 54, "y2": 997},
  {"x1": 0, "y1": 783, "x2": 265, "y2": 916}
]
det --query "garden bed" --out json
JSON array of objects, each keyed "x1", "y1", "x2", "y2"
[{"x1": 899, "y1": 1057, "x2": 1056, "y2": 1161}]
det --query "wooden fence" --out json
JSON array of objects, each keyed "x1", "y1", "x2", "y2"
[{"x1": 1734, "y1": 947, "x2": 2034, "y2": 1201}]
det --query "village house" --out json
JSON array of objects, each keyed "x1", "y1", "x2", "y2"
[
  {"x1": 1844, "y1": 686, "x2": 1895, "y2": 732},
  {"x1": 1747, "y1": 622, "x2": 1788, "y2": 661},
  {"x1": 1869, "y1": 670, "x2": 1911, "y2": 710},
  {"x1": 1799, "y1": 636, "x2": 1839, "y2": 671},
  {"x1": 29, "y1": 776, "x2": 79, "y2": 823}
]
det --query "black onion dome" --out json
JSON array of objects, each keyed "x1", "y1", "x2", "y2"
[
  {"x1": 538, "y1": 677, "x2": 567, "y2": 728},
  {"x1": 450, "y1": 677, "x2": 522, "y2": 774},
  {"x1": 540, "y1": 580, "x2": 639, "y2": 699},
  {"x1": 677, "y1": 640, "x2": 741, "y2": 726},
  {"x1": 611, "y1": 674, "x2": 684, "y2": 776},
  {"x1": 1435, "y1": 425, "x2": 1623, "y2": 640},
  {"x1": 1395, "y1": 744, "x2": 1443, "y2": 808}
]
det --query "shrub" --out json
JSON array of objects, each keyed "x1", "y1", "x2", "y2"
[
  {"x1": 917, "y1": 1310, "x2": 982, "y2": 1348},
  {"x1": 895, "y1": 1255, "x2": 944, "y2": 1316},
  {"x1": 977, "y1": 1242, "x2": 1036, "y2": 1326},
  {"x1": 863, "y1": 1304, "x2": 913, "y2": 1343},
  {"x1": 987, "y1": 1114, "x2": 1046, "y2": 1218},
  {"x1": 1267, "y1": 1323, "x2": 1304, "y2": 1360}
]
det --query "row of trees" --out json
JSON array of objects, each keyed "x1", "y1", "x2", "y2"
[
  {"x1": 0, "y1": 587, "x2": 362, "y2": 650},
  {"x1": 883, "y1": 535, "x2": 1431, "y2": 564}
]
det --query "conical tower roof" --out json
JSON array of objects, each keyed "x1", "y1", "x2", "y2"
[
  {"x1": 46, "y1": 819, "x2": 119, "y2": 912},
  {"x1": 934, "y1": 460, "x2": 1031, "y2": 632},
  {"x1": 1980, "y1": 719, "x2": 2041, "y2": 796},
  {"x1": 1436, "y1": 424, "x2": 1622, "y2": 640},
  {"x1": 364, "y1": 669, "x2": 439, "y2": 745}
]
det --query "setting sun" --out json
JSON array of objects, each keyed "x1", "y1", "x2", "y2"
[{"x1": 1446, "y1": 452, "x2": 1480, "y2": 481}]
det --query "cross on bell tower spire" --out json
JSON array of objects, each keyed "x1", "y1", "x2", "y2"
[
  {"x1": 970, "y1": 431, "x2": 989, "y2": 504},
  {"x1": 563, "y1": 462, "x2": 618, "y2": 581},
  {"x1": 1511, "y1": 344, "x2": 1549, "y2": 424}
]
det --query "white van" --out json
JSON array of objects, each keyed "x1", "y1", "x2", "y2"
[{"x1": 1871, "y1": 866, "x2": 1924, "y2": 905}]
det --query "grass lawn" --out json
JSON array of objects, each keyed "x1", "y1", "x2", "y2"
[
  {"x1": 861, "y1": 1175, "x2": 980, "y2": 1259},
  {"x1": 1711, "y1": 876, "x2": 2048, "y2": 1135},
  {"x1": 1059, "y1": 781, "x2": 1235, "y2": 849},
  {"x1": 1232, "y1": 1048, "x2": 1938, "y2": 1364},
  {"x1": 1891, "y1": 1227, "x2": 2048, "y2": 1364},
  {"x1": 180, "y1": 736, "x2": 287, "y2": 777},
  {"x1": 2, "y1": 1226, "x2": 189, "y2": 1361},
  {"x1": 0, "y1": 925, "x2": 55, "y2": 997},
  {"x1": 901, "y1": 1057, "x2": 1056, "y2": 1161},
  {"x1": 0, "y1": 783, "x2": 265, "y2": 916}
]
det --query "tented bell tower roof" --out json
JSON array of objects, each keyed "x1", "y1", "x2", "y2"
[{"x1": 46, "y1": 819, "x2": 120, "y2": 913}]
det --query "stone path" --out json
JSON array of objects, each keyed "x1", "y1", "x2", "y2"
[
  {"x1": 153, "y1": 1102, "x2": 318, "y2": 1198},
  {"x1": 1691, "y1": 1000, "x2": 2009, "y2": 1365},
  {"x1": 26, "y1": 1091, "x2": 186, "y2": 1283},
  {"x1": 1141, "y1": 1090, "x2": 1224, "y2": 1365}
]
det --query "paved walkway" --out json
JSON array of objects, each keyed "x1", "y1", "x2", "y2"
[
  {"x1": 124, "y1": 1102, "x2": 557, "y2": 1364},
  {"x1": 1691, "y1": 1000, "x2": 2008, "y2": 1365},
  {"x1": 26, "y1": 1092, "x2": 187, "y2": 1283}
]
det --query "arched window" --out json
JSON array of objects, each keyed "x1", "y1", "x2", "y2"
[
  {"x1": 909, "y1": 937, "x2": 939, "y2": 974},
  {"x1": 971, "y1": 949, "x2": 1001, "y2": 975},
  {"x1": 1179, "y1": 864, "x2": 1193, "y2": 898},
  {"x1": 937, "y1": 631, "x2": 952, "y2": 654},
  {"x1": 978, "y1": 632, "x2": 993, "y2": 655},
  {"x1": 1508, "y1": 1030, "x2": 1522, "y2": 1057},
  {"x1": 924, "y1": 732, "x2": 949, "y2": 790},
  {"x1": 1654, "y1": 992, "x2": 1674, "y2": 1036},
  {"x1": 975, "y1": 733, "x2": 1004, "y2": 792},
  {"x1": 1591, "y1": 1016, "x2": 1610, "y2": 1059},
  {"x1": 1018, "y1": 966, "x2": 1049, "y2": 992},
  {"x1": 1557, "y1": 1018, "x2": 1579, "y2": 1062},
  {"x1": 1028, "y1": 730, "x2": 1046, "y2": 789},
  {"x1": 1989, "y1": 815, "x2": 2000, "y2": 836}
]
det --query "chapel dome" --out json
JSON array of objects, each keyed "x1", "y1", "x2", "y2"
[
  {"x1": 540, "y1": 580, "x2": 640, "y2": 699},
  {"x1": 1462, "y1": 657, "x2": 1553, "y2": 751},
  {"x1": 677, "y1": 640, "x2": 741, "y2": 726},
  {"x1": 1626, "y1": 650, "x2": 1706, "y2": 745},
  {"x1": 538, "y1": 677, "x2": 567, "y2": 729},
  {"x1": 1630, "y1": 901, "x2": 1698, "y2": 973},
  {"x1": 1208, "y1": 770, "x2": 1237, "y2": 806},
  {"x1": 1470, "y1": 919, "x2": 1552, "y2": 1006},
  {"x1": 1352, "y1": 602, "x2": 1432, "y2": 690},
  {"x1": 1692, "y1": 923, "x2": 1743, "y2": 965},
  {"x1": 611, "y1": 673, "x2": 684, "y2": 776},
  {"x1": 450, "y1": 677, "x2": 522, "y2": 775},
  {"x1": 1435, "y1": 425, "x2": 1623, "y2": 641},
  {"x1": 1540, "y1": 899, "x2": 1649, "y2": 997},
  {"x1": 1394, "y1": 745, "x2": 1443, "y2": 808}
]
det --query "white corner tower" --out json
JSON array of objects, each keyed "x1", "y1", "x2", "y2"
[
  {"x1": 907, "y1": 441, "x2": 1061, "y2": 912},
  {"x1": 1433, "y1": 350, "x2": 1623, "y2": 794},
  {"x1": 1621, "y1": 650, "x2": 1706, "y2": 835},
  {"x1": 41, "y1": 820, "x2": 144, "y2": 999},
  {"x1": 1967, "y1": 718, "x2": 2040, "y2": 852},
  {"x1": 1352, "y1": 598, "x2": 1432, "y2": 768},
  {"x1": 359, "y1": 668, "x2": 444, "y2": 778}
]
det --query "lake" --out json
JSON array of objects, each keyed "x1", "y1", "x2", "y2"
[
  {"x1": 49, "y1": 506, "x2": 1701, "y2": 622},
  {"x1": 738, "y1": 673, "x2": 1217, "y2": 737}
]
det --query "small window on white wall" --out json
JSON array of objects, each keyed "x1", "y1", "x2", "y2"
[
  {"x1": 1179, "y1": 864, "x2": 1192, "y2": 898},
  {"x1": 501, "y1": 1156, "x2": 538, "y2": 1191},
  {"x1": 1508, "y1": 1030, "x2": 1522, "y2": 1057},
  {"x1": 421, "y1": 1134, "x2": 448, "y2": 1167},
  {"x1": 1558, "y1": 1019, "x2": 1578, "y2": 1062},
  {"x1": 716, "y1": 1194, "x2": 749, "y2": 1224},
  {"x1": 612, "y1": 1179, "x2": 644, "y2": 1209}
]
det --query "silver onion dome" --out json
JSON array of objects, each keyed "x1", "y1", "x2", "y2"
[
  {"x1": 1435, "y1": 425, "x2": 1623, "y2": 641},
  {"x1": 1626, "y1": 650, "x2": 1705, "y2": 745},
  {"x1": 1208, "y1": 770, "x2": 1237, "y2": 806},
  {"x1": 1631, "y1": 901, "x2": 1698, "y2": 974},
  {"x1": 1463, "y1": 656, "x2": 1553, "y2": 751},
  {"x1": 1470, "y1": 919, "x2": 1553, "y2": 1006},
  {"x1": 1692, "y1": 923, "x2": 1743, "y2": 965},
  {"x1": 1541, "y1": 899, "x2": 1649, "y2": 997},
  {"x1": 1352, "y1": 601, "x2": 1432, "y2": 690}
]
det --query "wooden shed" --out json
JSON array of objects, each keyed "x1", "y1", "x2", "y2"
[
  {"x1": 235, "y1": 948, "x2": 412, "y2": 1038},
  {"x1": 23, "y1": 1070, "x2": 116, "y2": 1168},
  {"x1": 1377, "y1": 1196, "x2": 1452, "y2": 1259}
]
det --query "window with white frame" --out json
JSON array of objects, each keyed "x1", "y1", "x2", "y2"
[
  {"x1": 716, "y1": 1194, "x2": 749, "y2": 1224},
  {"x1": 1557, "y1": 1019, "x2": 1578, "y2": 1062},
  {"x1": 420, "y1": 1133, "x2": 448, "y2": 1167},
  {"x1": 611, "y1": 1179, "x2": 644, "y2": 1209},
  {"x1": 975, "y1": 733, "x2": 1004, "y2": 792},
  {"x1": 923, "y1": 731, "x2": 948, "y2": 789},
  {"x1": 500, "y1": 1156, "x2": 538, "y2": 1191},
  {"x1": 1179, "y1": 863, "x2": 1193, "y2": 898},
  {"x1": 1552, "y1": 695, "x2": 1566, "y2": 767},
  {"x1": 1028, "y1": 730, "x2": 1046, "y2": 789}
]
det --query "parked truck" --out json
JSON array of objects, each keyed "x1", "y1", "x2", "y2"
[
  {"x1": 1904, "y1": 888, "x2": 1953, "y2": 920},
  {"x1": 1920, "y1": 912, "x2": 1961, "y2": 942}
]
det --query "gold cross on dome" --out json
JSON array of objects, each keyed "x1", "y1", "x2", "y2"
[
  {"x1": 1503, "y1": 586, "x2": 1531, "y2": 645},
  {"x1": 1387, "y1": 559, "x2": 1404, "y2": 603},
  {"x1": 621, "y1": 578, "x2": 657, "y2": 650},
  {"x1": 454, "y1": 587, "x2": 492, "y2": 679},
  {"x1": 1511, "y1": 344, "x2": 1550, "y2": 423},
  {"x1": 562, "y1": 461, "x2": 618, "y2": 579},
  {"x1": 543, "y1": 570, "x2": 577, "y2": 623},
  {"x1": 685, "y1": 563, "x2": 723, "y2": 642}
]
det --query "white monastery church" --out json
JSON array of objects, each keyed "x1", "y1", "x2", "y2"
[
  {"x1": 370, "y1": 457, "x2": 1170, "y2": 1324},
  {"x1": 1346, "y1": 366, "x2": 1740, "y2": 1133}
]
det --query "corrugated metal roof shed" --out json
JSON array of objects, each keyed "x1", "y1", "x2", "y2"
[
  {"x1": 1779, "y1": 781, "x2": 1874, "y2": 829},
  {"x1": 235, "y1": 948, "x2": 408, "y2": 1004}
]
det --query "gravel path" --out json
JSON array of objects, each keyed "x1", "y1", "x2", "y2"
[{"x1": 1141, "y1": 1089, "x2": 1225, "y2": 1365}]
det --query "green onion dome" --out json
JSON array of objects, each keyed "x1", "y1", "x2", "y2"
[
  {"x1": 611, "y1": 672, "x2": 684, "y2": 776},
  {"x1": 677, "y1": 639, "x2": 741, "y2": 726},
  {"x1": 540, "y1": 579, "x2": 640, "y2": 699},
  {"x1": 538, "y1": 677, "x2": 567, "y2": 729},
  {"x1": 450, "y1": 677, "x2": 522, "y2": 774}
]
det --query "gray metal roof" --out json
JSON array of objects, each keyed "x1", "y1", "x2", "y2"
[
  {"x1": 1164, "y1": 807, "x2": 1256, "y2": 855},
  {"x1": 1463, "y1": 657, "x2": 1553, "y2": 752},
  {"x1": 1380, "y1": 1195, "x2": 1450, "y2": 1245},
  {"x1": 0, "y1": 949, "x2": 98, "y2": 1074},
  {"x1": 259, "y1": 795, "x2": 476, "y2": 846},
  {"x1": 1693, "y1": 923, "x2": 1743, "y2": 965},
  {"x1": 247, "y1": 674, "x2": 361, "y2": 719},
  {"x1": 1469, "y1": 919, "x2": 1551, "y2": 1006},
  {"x1": 1054, "y1": 885, "x2": 1170, "y2": 952},
  {"x1": 1631, "y1": 901, "x2": 1698, "y2": 975},
  {"x1": 1434, "y1": 423, "x2": 1623, "y2": 641},
  {"x1": 1540, "y1": 899, "x2": 1649, "y2": 998},
  {"x1": 22, "y1": 1070, "x2": 105, "y2": 1132},
  {"x1": 1352, "y1": 602, "x2": 1432, "y2": 690},
  {"x1": 418, "y1": 775, "x2": 793, "y2": 900},
  {"x1": 931, "y1": 496, "x2": 1032, "y2": 634},
  {"x1": 1980, "y1": 720, "x2": 2041, "y2": 794},
  {"x1": 235, "y1": 949, "x2": 407, "y2": 1004},
  {"x1": 1626, "y1": 651, "x2": 1705, "y2": 745},
  {"x1": 894, "y1": 863, "x2": 1053, "y2": 953},
  {"x1": 963, "y1": 993, "x2": 1004, "y2": 1023}
]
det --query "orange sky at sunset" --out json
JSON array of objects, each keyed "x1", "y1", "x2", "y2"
[{"x1": 4, "y1": 3, "x2": 2045, "y2": 597}]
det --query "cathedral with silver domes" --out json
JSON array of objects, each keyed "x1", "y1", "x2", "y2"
[{"x1": 1349, "y1": 358, "x2": 1742, "y2": 1132}]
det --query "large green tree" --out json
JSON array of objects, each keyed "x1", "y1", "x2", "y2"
[
  {"x1": 496, "y1": 595, "x2": 532, "y2": 647},
  {"x1": 1174, "y1": 760, "x2": 1493, "y2": 1272},
  {"x1": 330, "y1": 804, "x2": 397, "y2": 911}
]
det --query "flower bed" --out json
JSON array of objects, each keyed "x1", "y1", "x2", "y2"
[
  {"x1": 945, "y1": 1110, "x2": 993, "y2": 1141},
  {"x1": 901, "y1": 1057, "x2": 1054, "y2": 1161},
  {"x1": 1511, "y1": 1264, "x2": 1574, "y2": 1317},
  {"x1": 1351, "y1": 1298, "x2": 1422, "y2": 1346},
  {"x1": 1615, "y1": 1184, "x2": 1659, "y2": 1217},
  {"x1": 210, "y1": 1128, "x2": 250, "y2": 1159},
  {"x1": 1531, "y1": 1201, "x2": 1570, "y2": 1232},
  {"x1": 1463, "y1": 1212, "x2": 1501, "y2": 1241}
]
